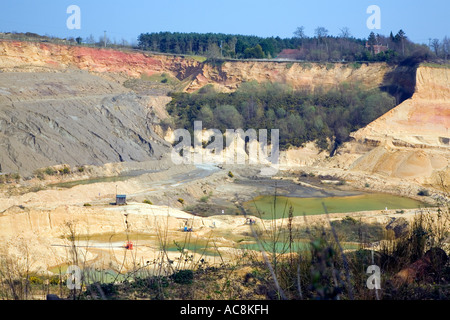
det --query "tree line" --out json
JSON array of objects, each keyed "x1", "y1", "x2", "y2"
[
  {"x1": 2, "y1": 30, "x2": 446, "y2": 63},
  {"x1": 137, "y1": 29, "x2": 444, "y2": 63}
]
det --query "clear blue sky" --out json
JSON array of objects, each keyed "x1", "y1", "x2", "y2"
[{"x1": 0, "y1": 0, "x2": 448, "y2": 45}]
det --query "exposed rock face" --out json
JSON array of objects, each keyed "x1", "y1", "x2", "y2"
[
  {"x1": 0, "y1": 40, "x2": 202, "y2": 79},
  {"x1": 188, "y1": 60, "x2": 391, "y2": 92},
  {"x1": 0, "y1": 71, "x2": 170, "y2": 175},
  {"x1": 353, "y1": 66, "x2": 449, "y2": 147},
  {"x1": 0, "y1": 40, "x2": 393, "y2": 93},
  {"x1": 331, "y1": 66, "x2": 449, "y2": 187}
]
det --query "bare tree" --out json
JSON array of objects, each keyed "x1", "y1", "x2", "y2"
[
  {"x1": 338, "y1": 27, "x2": 352, "y2": 57},
  {"x1": 315, "y1": 26, "x2": 329, "y2": 39},
  {"x1": 294, "y1": 26, "x2": 306, "y2": 38},
  {"x1": 85, "y1": 34, "x2": 95, "y2": 45},
  {"x1": 338, "y1": 27, "x2": 351, "y2": 39},
  {"x1": 431, "y1": 38, "x2": 440, "y2": 56},
  {"x1": 99, "y1": 34, "x2": 111, "y2": 47},
  {"x1": 315, "y1": 27, "x2": 329, "y2": 59},
  {"x1": 294, "y1": 26, "x2": 306, "y2": 47},
  {"x1": 121, "y1": 38, "x2": 129, "y2": 47}
]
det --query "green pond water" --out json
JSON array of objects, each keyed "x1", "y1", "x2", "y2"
[
  {"x1": 163, "y1": 241, "x2": 222, "y2": 257},
  {"x1": 240, "y1": 241, "x2": 360, "y2": 253},
  {"x1": 244, "y1": 193, "x2": 428, "y2": 219}
]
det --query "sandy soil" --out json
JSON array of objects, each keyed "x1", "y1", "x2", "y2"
[{"x1": 0, "y1": 160, "x2": 444, "y2": 275}]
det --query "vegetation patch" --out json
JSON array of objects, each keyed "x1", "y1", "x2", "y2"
[
  {"x1": 166, "y1": 81, "x2": 396, "y2": 152},
  {"x1": 417, "y1": 189, "x2": 430, "y2": 196},
  {"x1": 137, "y1": 30, "x2": 437, "y2": 64}
]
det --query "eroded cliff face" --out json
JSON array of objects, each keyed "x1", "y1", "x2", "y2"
[
  {"x1": 188, "y1": 60, "x2": 392, "y2": 92},
  {"x1": 0, "y1": 71, "x2": 172, "y2": 175},
  {"x1": 0, "y1": 40, "x2": 393, "y2": 92},
  {"x1": 0, "y1": 40, "x2": 201, "y2": 79},
  {"x1": 331, "y1": 66, "x2": 449, "y2": 187},
  {"x1": 354, "y1": 66, "x2": 449, "y2": 145}
]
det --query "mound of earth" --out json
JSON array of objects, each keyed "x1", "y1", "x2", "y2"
[{"x1": 0, "y1": 71, "x2": 171, "y2": 175}]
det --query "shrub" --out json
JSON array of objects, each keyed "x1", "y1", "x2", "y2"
[
  {"x1": 302, "y1": 62, "x2": 313, "y2": 70},
  {"x1": 29, "y1": 276, "x2": 43, "y2": 285},
  {"x1": 83, "y1": 203, "x2": 92, "y2": 207},
  {"x1": 0, "y1": 173, "x2": 21, "y2": 184},
  {"x1": 417, "y1": 189, "x2": 430, "y2": 196},
  {"x1": 44, "y1": 167, "x2": 57, "y2": 176},
  {"x1": 171, "y1": 270, "x2": 194, "y2": 284},
  {"x1": 342, "y1": 215, "x2": 358, "y2": 225},
  {"x1": 143, "y1": 199, "x2": 153, "y2": 205},
  {"x1": 34, "y1": 170, "x2": 45, "y2": 180},
  {"x1": 350, "y1": 62, "x2": 362, "y2": 69},
  {"x1": 59, "y1": 166, "x2": 71, "y2": 175},
  {"x1": 177, "y1": 198, "x2": 185, "y2": 204},
  {"x1": 49, "y1": 276, "x2": 60, "y2": 286}
]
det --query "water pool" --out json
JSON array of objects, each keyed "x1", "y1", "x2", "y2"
[{"x1": 244, "y1": 193, "x2": 428, "y2": 219}]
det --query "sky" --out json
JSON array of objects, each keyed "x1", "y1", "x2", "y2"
[{"x1": 0, "y1": 0, "x2": 448, "y2": 45}]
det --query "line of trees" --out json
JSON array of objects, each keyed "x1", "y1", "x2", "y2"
[
  {"x1": 2, "y1": 30, "x2": 445, "y2": 63},
  {"x1": 137, "y1": 29, "x2": 440, "y2": 63},
  {"x1": 137, "y1": 32, "x2": 282, "y2": 59}
]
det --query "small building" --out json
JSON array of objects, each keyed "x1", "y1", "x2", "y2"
[
  {"x1": 365, "y1": 42, "x2": 389, "y2": 55},
  {"x1": 116, "y1": 194, "x2": 127, "y2": 205},
  {"x1": 276, "y1": 48, "x2": 304, "y2": 60}
]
